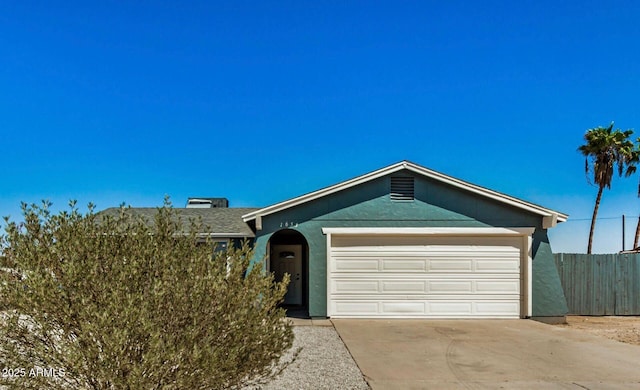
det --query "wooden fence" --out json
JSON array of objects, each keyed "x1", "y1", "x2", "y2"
[{"x1": 554, "y1": 253, "x2": 640, "y2": 315}]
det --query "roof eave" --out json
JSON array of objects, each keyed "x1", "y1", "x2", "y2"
[{"x1": 196, "y1": 232, "x2": 255, "y2": 238}]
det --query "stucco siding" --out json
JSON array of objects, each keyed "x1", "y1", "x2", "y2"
[{"x1": 532, "y1": 229, "x2": 569, "y2": 316}]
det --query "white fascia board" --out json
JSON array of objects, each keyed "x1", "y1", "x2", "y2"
[
  {"x1": 321, "y1": 227, "x2": 536, "y2": 236},
  {"x1": 196, "y1": 233, "x2": 253, "y2": 238},
  {"x1": 325, "y1": 230, "x2": 333, "y2": 317},
  {"x1": 526, "y1": 234, "x2": 533, "y2": 317}
]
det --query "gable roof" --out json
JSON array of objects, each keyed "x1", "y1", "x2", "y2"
[
  {"x1": 242, "y1": 160, "x2": 568, "y2": 229},
  {"x1": 100, "y1": 207, "x2": 259, "y2": 238}
]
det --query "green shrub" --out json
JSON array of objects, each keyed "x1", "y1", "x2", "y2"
[{"x1": 0, "y1": 200, "x2": 293, "y2": 389}]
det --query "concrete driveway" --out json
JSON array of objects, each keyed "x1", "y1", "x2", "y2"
[{"x1": 332, "y1": 319, "x2": 640, "y2": 389}]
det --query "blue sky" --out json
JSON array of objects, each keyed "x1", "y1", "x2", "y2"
[{"x1": 1, "y1": 1, "x2": 639, "y2": 253}]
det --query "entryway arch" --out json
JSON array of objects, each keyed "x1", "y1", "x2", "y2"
[{"x1": 268, "y1": 229, "x2": 309, "y2": 314}]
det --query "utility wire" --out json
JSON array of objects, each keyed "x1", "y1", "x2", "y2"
[{"x1": 564, "y1": 215, "x2": 640, "y2": 222}]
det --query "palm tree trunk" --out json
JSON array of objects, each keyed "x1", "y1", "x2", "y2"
[
  {"x1": 634, "y1": 216, "x2": 640, "y2": 249},
  {"x1": 588, "y1": 186, "x2": 605, "y2": 254},
  {"x1": 635, "y1": 181, "x2": 640, "y2": 249}
]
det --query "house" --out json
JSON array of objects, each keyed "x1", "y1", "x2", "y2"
[{"x1": 106, "y1": 160, "x2": 569, "y2": 322}]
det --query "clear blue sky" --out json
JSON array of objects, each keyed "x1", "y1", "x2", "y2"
[{"x1": 2, "y1": 1, "x2": 639, "y2": 253}]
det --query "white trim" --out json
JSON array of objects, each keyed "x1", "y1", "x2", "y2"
[
  {"x1": 242, "y1": 161, "x2": 568, "y2": 225},
  {"x1": 322, "y1": 227, "x2": 536, "y2": 236},
  {"x1": 542, "y1": 214, "x2": 559, "y2": 228},
  {"x1": 195, "y1": 233, "x2": 252, "y2": 238},
  {"x1": 526, "y1": 234, "x2": 533, "y2": 317},
  {"x1": 195, "y1": 237, "x2": 230, "y2": 247},
  {"x1": 325, "y1": 231, "x2": 333, "y2": 318}
]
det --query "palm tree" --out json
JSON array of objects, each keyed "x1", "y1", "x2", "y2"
[{"x1": 578, "y1": 123, "x2": 637, "y2": 254}]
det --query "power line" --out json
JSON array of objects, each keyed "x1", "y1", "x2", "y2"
[{"x1": 564, "y1": 215, "x2": 640, "y2": 222}]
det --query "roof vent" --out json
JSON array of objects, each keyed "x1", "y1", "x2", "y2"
[
  {"x1": 390, "y1": 177, "x2": 414, "y2": 201},
  {"x1": 186, "y1": 198, "x2": 229, "y2": 208}
]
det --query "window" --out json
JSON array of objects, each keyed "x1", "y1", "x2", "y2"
[
  {"x1": 213, "y1": 241, "x2": 229, "y2": 253},
  {"x1": 390, "y1": 176, "x2": 415, "y2": 201}
]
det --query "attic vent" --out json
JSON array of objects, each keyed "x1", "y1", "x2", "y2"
[{"x1": 390, "y1": 176, "x2": 414, "y2": 201}]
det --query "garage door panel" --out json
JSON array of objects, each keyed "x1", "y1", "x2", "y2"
[
  {"x1": 332, "y1": 280, "x2": 380, "y2": 293},
  {"x1": 475, "y1": 280, "x2": 519, "y2": 293},
  {"x1": 332, "y1": 235, "x2": 521, "y2": 247},
  {"x1": 381, "y1": 281, "x2": 426, "y2": 293},
  {"x1": 475, "y1": 302, "x2": 521, "y2": 315},
  {"x1": 476, "y1": 259, "x2": 519, "y2": 272},
  {"x1": 332, "y1": 280, "x2": 428, "y2": 294},
  {"x1": 428, "y1": 259, "x2": 473, "y2": 272},
  {"x1": 428, "y1": 280, "x2": 474, "y2": 293},
  {"x1": 333, "y1": 301, "x2": 379, "y2": 315},
  {"x1": 332, "y1": 280, "x2": 520, "y2": 295},
  {"x1": 381, "y1": 259, "x2": 426, "y2": 271},
  {"x1": 332, "y1": 248, "x2": 431, "y2": 255},
  {"x1": 331, "y1": 278, "x2": 521, "y2": 297},
  {"x1": 381, "y1": 301, "x2": 425, "y2": 314},
  {"x1": 429, "y1": 301, "x2": 473, "y2": 315},
  {"x1": 334, "y1": 259, "x2": 520, "y2": 274},
  {"x1": 331, "y1": 299, "x2": 521, "y2": 318},
  {"x1": 333, "y1": 259, "x2": 379, "y2": 271},
  {"x1": 332, "y1": 294, "x2": 520, "y2": 301}
]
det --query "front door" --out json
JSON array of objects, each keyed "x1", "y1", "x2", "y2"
[{"x1": 272, "y1": 244, "x2": 303, "y2": 305}]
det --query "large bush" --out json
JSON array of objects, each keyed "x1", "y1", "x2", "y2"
[{"x1": 0, "y1": 200, "x2": 293, "y2": 389}]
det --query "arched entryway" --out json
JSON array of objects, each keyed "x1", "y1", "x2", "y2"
[{"x1": 268, "y1": 229, "x2": 309, "y2": 316}]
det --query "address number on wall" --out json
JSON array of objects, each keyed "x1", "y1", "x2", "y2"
[{"x1": 279, "y1": 222, "x2": 299, "y2": 228}]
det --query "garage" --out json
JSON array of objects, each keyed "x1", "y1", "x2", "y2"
[
  {"x1": 244, "y1": 161, "x2": 568, "y2": 320},
  {"x1": 324, "y1": 227, "x2": 533, "y2": 319}
]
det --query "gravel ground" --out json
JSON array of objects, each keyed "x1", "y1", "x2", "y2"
[
  {"x1": 556, "y1": 315, "x2": 640, "y2": 346},
  {"x1": 247, "y1": 326, "x2": 370, "y2": 390}
]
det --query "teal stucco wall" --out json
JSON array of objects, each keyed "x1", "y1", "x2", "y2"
[
  {"x1": 252, "y1": 170, "x2": 568, "y2": 318},
  {"x1": 531, "y1": 229, "x2": 569, "y2": 316}
]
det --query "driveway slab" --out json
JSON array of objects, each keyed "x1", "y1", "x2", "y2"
[{"x1": 332, "y1": 319, "x2": 640, "y2": 389}]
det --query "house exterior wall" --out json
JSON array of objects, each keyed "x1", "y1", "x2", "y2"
[
  {"x1": 251, "y1": 170, "x2": 568, "y2": 318},
  {"x1": 531, "y1": 229, "x2": 568, "y2": 316}
]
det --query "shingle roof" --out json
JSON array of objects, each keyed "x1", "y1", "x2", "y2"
[{"x1": 99, "y1": 207, "x2": 258, "y2": 238}]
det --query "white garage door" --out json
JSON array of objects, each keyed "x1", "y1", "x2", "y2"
[{"x1": 326, "y1": 232, "x2": 526, "y2": 318}]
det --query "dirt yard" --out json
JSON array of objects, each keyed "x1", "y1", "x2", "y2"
[{"x1": 558, "y1": 316, "x2": 640, "y2": 346}]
